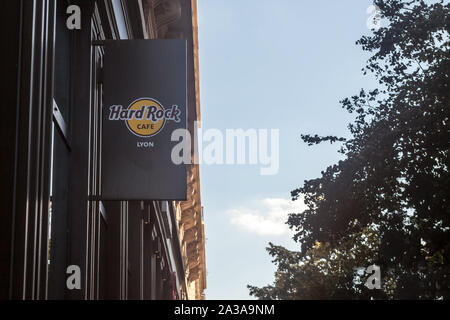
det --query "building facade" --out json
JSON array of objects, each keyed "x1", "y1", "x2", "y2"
[{"x1": 1, "y1": 0, "x2": 205, "y2": 300}]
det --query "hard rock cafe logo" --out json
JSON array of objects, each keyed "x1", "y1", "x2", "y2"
[{"x1": 108, "y1": 97, "x2": 181, "y2": 137}]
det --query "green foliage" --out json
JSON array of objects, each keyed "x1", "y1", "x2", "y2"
[
  {"x1": 249, "y1": 0, "x2": 450, "y2": 299},
  {"x1": 248, "y1": 227, "x2": 390, "y2": 299}
]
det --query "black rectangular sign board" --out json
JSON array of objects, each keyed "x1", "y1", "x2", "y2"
[{"x1": 101, "y1": 40, "x2": 187, "y2": 200}]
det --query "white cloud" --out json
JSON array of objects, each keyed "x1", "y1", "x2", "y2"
[{"x1": 227, "y1": 197, "x2": 307, "y2": 236}]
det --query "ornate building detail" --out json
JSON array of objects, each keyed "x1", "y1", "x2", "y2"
[{"x1": 144, "y1": 0, "x2": 182, "y2": 38}]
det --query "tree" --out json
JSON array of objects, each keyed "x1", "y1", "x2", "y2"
[
  {"x1": 249, "y1": 0, "x2": 450, "y2": 299},
  {"x1": 248, "y1": 226, "x2": 393, "y2": 299}
]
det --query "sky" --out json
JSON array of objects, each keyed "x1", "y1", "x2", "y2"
[{"x1": 197, "y1": 0, "x2": 380, "y2": 299}]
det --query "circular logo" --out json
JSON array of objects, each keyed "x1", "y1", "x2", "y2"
[{"x1": 126, "y1": 98, "x2": 165, "y2": 137}]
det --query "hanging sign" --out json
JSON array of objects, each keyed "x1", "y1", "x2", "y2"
[{"x1": 101, "y1": 40, "x2": 187, "y2": 200}]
